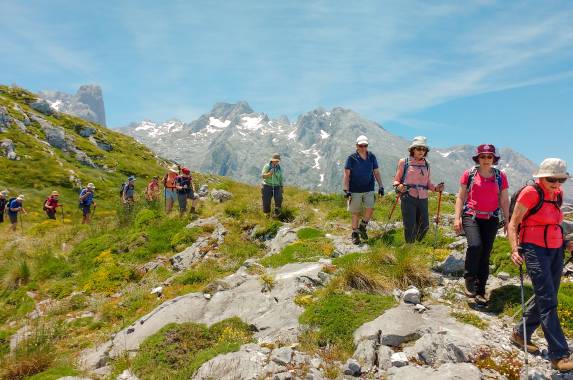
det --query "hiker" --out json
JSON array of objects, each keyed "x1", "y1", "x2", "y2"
[
  {"x1": 454, "y1": 144, "x2": 510, "y2": 305},
  {"x1": 7, "y1": 195, "x2": 26, "y2": 232},
  {"x1": 43, "y1": 191, "x2": 61, "y2": 220},
  {"x1": 79, "y1": 183, "x2": 96, "y2": 224},
  {"x1": 393, "y1": 136, "x2": 444, "y2": 243},
  {"x1": 0, "y1": 190, "x2": 7, "y2": 223},
  {"x1": 175, "y1": 167, "x2": 198, "y2": 215},
  {"x1": 261, "y1": 153, "x2": 284, "y2": 216},
  {"x1": 343, "y1": 135, "x2": 384, "y2": 245},
  {"x1": 146, "y1": 176, "x2": 160, "y2": 203},
  {"x1": 163, "y1": 165, "x2": 179, "y2": 213},
  {"x1": 508, "y1": 158, "x2": 573, "y2": 372},
  {"x1": 122, "y1": 176, "x2": 136, "y2": 207}
]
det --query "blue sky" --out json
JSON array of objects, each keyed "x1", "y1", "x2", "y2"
[{"x1": 1, "y1": 0, "x2": 572, "y2": 164}]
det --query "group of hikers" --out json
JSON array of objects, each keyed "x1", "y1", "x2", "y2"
[{"x1": 261, "y1": 134, "x2": 573, "y2": 371}]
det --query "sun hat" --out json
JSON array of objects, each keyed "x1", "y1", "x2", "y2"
[
  {"x1": 87, "y1": 183, "x2": 96, "y2": 189},
  {"x1": 51, "y1": 191, "x2": 59, "y2": 196},
  {"x1": 472, "y1": 144, "x2": 500, "y2": 164},
  {"x1": 533, "y1": 158, "x2": 570, "y2": 179},
  {"x1": 181, "y1": 167, "x2": 191, "y2": 175},
  {"x1": 356, "y1": 135, "x2": 369, "y2": 145},
  {"x1": 169, "y1": 165, "x2": 179, "y2": 173},
  {"x1": 1, "y1": 190, "x2": 7, "y2": 196},
  {"x1": 128, "y1": 175, "x2": 136, "y2": 182},
  {"x1": 409, "y1": 136, "x2": 429, "y2": 150},
  {"x1": 271, "y1": 153, "x2": 281, "y2": 162},
  {"x1": 16, "y1": 194, "x2": 24, "y2": 201}
]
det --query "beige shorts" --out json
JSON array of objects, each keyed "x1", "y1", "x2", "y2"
[{"x1": 348, "y1": 191, "x2": 375, "y2": 213}]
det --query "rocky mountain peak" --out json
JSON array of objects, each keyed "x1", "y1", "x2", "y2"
[
  {"x1": 38, "y1": 84, "x2": 107, "y2": 126},
  {"x1": 210, "y1": 101, "x2": 254, "y2": 121}
]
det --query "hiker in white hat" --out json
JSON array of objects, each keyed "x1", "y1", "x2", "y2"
[
  {"x1": 393, "y1": 136, "x2": 444, "y2": 243},
  {"x1": 508, "y1": 158, "x2": 573, "y2": 372},
  {"x1": 261, "y1": 153, "x2": 284, "y2": 216},
  {"x1": 79, "y1": 184, "x2": 96, "y2": 224},
  {"x1": 7, "y1": 194, "x2": 26, "y2": 231},
  {"x1": 343, "y1": 135, "x2": 384, "y2": 245}
]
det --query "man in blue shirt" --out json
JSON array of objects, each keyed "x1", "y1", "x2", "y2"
[
  {"x1": 343, "y1": 135, "x2": 384, "y2": 244},
  {"x1": 7, "y1": 194, "x2": 26, "y2": 232},
  {"x1": 79, "y1": 183, "x2": 96, "y2": 224}
]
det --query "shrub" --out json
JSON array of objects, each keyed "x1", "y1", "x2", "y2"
[
  {"x1": 297, "y1": 227, "x2": 324, "y2": 240},
  {"x1": 134, "y1": 209, "x2": 160, "y2": 229},
  {"x1": 260, "y1": 238, "x2": 334, "y2": 268},
  {"x1": 170, "y1": 227, "x2": 201, "y2": 251},
  {"x1": 3, "y1": 261, "x2": 31, "y2": 290},
  {"x1": 251, "y1": 220, "x2": 282, "y2": 241}
]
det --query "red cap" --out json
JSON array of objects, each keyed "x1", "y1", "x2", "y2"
[
  {"x1": 472, "y1": 144, "x2": 500, "y2": 164},
  {"x1": 181, "y1": 167, "x2": 191, "y2": 175}
]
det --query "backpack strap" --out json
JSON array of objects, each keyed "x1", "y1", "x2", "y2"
[
  {"x1": 399, "y1": 157, "x2": 410, "y2": 185},
  {"x1": 463, "y1": 166, "x2": 502, "y2": 218}
]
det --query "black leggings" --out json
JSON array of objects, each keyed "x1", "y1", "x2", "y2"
[{"x1": 463, "y1": 215, "x2": 499, "y2": 295}]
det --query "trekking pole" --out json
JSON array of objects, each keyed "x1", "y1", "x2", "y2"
[
  {"x1": 433, "y1": 188, "x2": 443, "y2": 247},
  {"x1": 19, "y1": 212, "x2": 24, "y2": 233},
  {"x1": 61, "y1": 205, "x2": 64, "y2": 224},
  {"x1": 518, "y1": 250, "x2": 529, "y2": 378},
  {"x1": 382, "y1": 192, "x2": 401, "y2": 233}
]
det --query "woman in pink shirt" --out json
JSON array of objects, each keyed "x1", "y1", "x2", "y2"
[
  {"x1": 508, "y1": 158, "x2": 573, "y2": 372},
  {"x1": 394, "y1": 136, "x2": 444, "y2": 243},
  {"x1": 454, "y1": 144, "x2": 510, "y2": 305}
]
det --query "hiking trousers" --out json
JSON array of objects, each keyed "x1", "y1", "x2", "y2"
[
  {"x1": 177, "y1": 192, "x2": 188, "y2": 212},
  {"x1": 462, "y1": 215, "x2": 498, "y2": 295},
  {"x1": 0, "y1": 211, "x2": 3, "y2": 223},
  {"x1": 516, "y1": 243, "x2": 569, "y2": 360},
  {"x1": 46, "y1": 210, "x2": 56, "y2": 220},
  {"x1": 262, "y1": 185, "x2": 282, "y2": 213},
  {"x1": 400, "y1": 194, "x2": 429, "y2": 243}
]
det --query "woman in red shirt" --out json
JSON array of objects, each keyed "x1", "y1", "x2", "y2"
[
  {"x1": 454, "y1": 144, "x2": 510, "y2": 305},
  {"x1": 508, "y1": 158, "x2": 573, "y2": 372}
]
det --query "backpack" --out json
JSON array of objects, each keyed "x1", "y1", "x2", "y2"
[
  {"x1": 463, "y1": 166, "x2": 504, "y2": 219},
  {"x1": 508, "y1": 181, "x2": 563, "y2": 225},
  {"x1": 6, "y1": 198, "x2": 17, "y2": 212},
  {"x1": 399, "y1": 157, "x2": 430, "y2": 187},
  {"x1": 42, "y1": 198, "x2": 51, "y2": 212},
  {"x1": 119, "y1": 183, "x2": 127, "y2": 198}
]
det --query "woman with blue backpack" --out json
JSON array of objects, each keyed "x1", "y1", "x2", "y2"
[
  {"x1": 393, "y1": 136, "x2": 444, "y2": 243},
  {"x1": 454, "y1": 144, "x2": 510, "y2": 305}
]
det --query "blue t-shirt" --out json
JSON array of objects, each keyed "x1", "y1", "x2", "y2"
[
  {"x1": 175, "y1": 176, "x2": 192, "y2": 194},
  {"x1": 345, "y1": 151, "x2": 379, "y2": 193},
  {"x1": 80, "y1": 189, "x2": 94, "y2": 206},
  {"x1": 7, "y1": 199, "x2": 21, "y2": 215}
]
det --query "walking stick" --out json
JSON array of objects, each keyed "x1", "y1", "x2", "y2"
[
  {"x1": 60, "y1": 205, "x2": 64, "y2": 224},
  {"x1": 433, "y1": 189, "x2": 443, "y2": 247},
  {"x1": 19, "y1": 212, "x2": 24, "y2": 232},
  {"x1": 518, "y1": 250, "x2": 529, "y2": 378},
  {"x1": 382, "y1": 192, "x2": 401, "y2": 233}
]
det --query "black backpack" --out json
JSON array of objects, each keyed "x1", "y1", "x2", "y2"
[
  {"x1": 42, "y1": 198, "x2": 51, "y2": 211},
  {"x1": 6, "y1": 197, "x2": 17, "y2": 212},
  {"x1": 119, "y1": 183, "x2": 126, "y2": 198}
]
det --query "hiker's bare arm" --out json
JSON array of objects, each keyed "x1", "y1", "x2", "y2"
[
  {"x1": 343, "y1": 169, "x2": 350, "y2": 191},
  {"x1": 373, "y1": 169, "x2": 383, "y2": 188},
  {"x1": 454, "y1": 185, "x2": 467, "y2": 234},
  {"x1": 509, "y1": 203, "x2": 528, "y2": 265},
  {"x1": 500, "y1": 188, "x2": 510, "y2": 228}
]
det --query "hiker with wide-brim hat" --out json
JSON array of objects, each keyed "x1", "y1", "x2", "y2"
[
  {"x1": 7, "y1": 194, "x2": 26, "y2": 232},
  {"x1": 261, "y1": 153, "x2": 284, "y2": 216},
  {"x1": 454, "y1": 144, "x2": 510, "y2": 305},
  {"x1": 508, "y1": 158, "x2": 573, "y2": 372},
  {"x1": 343, "y1": 135, "x2": 384, "y2": 245},
  {"x1": 122, "y1": 176, "x2": 136, "y2": 207},
  {"x1": 146, "y1": 176, "x2": 160, "y2": 203},
  {"x1": 79, "y1": 183, "x2": 96, "y2": 224},
  {"x1": 163, "y1": 165, "x2": 179, "y2": 213},
  {"x1": 175, "y1": 167, "x2": 198, "y2": 215},
  {"x1": 44, "y1": 191, "x2": 61, "y2": 220},
  {"x1": 393, "y1": 136, "x2": 444, "y2": 243},
  {"x1": 0, "y1": 190, "x2": 8, "y2": 223}
]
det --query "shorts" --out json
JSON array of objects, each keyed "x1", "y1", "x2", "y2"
[
  {"x1": 8, "y1": 212, "x2": 18, "y2": 224},
  {"x1": 348, "y1": 191, "x2": 375, "y2": 213},
  {"x1": 165, "y1": 188, "x2": 177, "y2": 202},
  {"x1": 81, "y1": 204, "x2": 91, "y2": 216}
]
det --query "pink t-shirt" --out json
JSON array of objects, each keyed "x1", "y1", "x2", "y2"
[
  {"x1": 460, "y1": 168, "x2": 508, "y2": 219},
  {"x1": 393, "y1": 158, "x2": 435, "y2": 199},
  {"x1": 517, "y1": 180, "x2": 563, "y2": 248}
]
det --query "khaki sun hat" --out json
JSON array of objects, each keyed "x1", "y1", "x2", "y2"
[
  {"x1": 409, "y1": 136, "x2": 429, "y2": 150},
  {"x1": 169, "y1": 165, "x2": 179, "y2": 173},
  {"x1": 271, "y1": 153, "x2": 281, "y2": 162},
  {"x1": 16, "y1": 194, "x2": 24, "y2": 201},
  {"x1": 356, "y1": 135, "x2": 369, "y2": 145},
  {"x1": 87, "y1": 183, "x2": 96, "y2": 189},
  {"x1": 533, "y1": 158, "x2": 570, "y2": 179},
  {"x1": 51, "y1": 191, "x2": 59, "y2": 196}
]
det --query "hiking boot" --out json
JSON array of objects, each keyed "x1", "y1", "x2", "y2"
[
  {"x1": 509, "y1": 331, "x2": 539, "y2": 354},
  {"x1": 551, "y1": 357, "x2": 573, "y2": 372},
  {"x1": 475, "y1": 294, "x2": 488, "y2": 306},
  {"x1": 358, "y1": 221, "x2": 369, "y2": 241},
  {"x1": 351, "y1": 231, "x2": 361, "y2": 245},
  {"x1": 464, "y1": 277, "x2": 477, "y2": 298}
]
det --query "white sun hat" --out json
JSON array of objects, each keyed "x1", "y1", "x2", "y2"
[
  {"x1": 409, "y1": 136, "x2": 429, "y2": 149},
  {"x1": 533, "y1": 158, "x2": 570, "y2": 179},
  {"x1": 356, "y1": 135, "x2": 369, "y2": 145}
]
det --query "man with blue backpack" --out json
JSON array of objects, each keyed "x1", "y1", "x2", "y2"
[
  {"x1": 121, "y1": 176, "x2": 136, "y2": 210},
  {"x1": 79, "y1": 183, "x2": 96, "y2": 224},
  {"x1": 7, "y1": 194, "x2": 26, "y2": 232}
]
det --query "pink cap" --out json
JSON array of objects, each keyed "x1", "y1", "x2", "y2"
[{"x1": 472, "y1": 144, "x2": 500, "y2": 164}]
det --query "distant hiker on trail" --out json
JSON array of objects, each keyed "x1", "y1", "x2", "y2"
[
  {"x1": 454, "y1": 144, "x2": 509, "y2": 305},
  {"x1": 0, "y1": 190, "x2": 8, "y2": 223},
  {"x1": 343, "y1": 135, "x2": 384, "y2": 245},
  {"x1": 79, "y1": 183, "x2": 96, "y2": 224},
  {"x1": 508, "y1": 158, "x2": 573, "y2": 372},
  {"x1": 163, "y1": 165, "x2": 179, "y2": 213},
  {"x1": 43, "y1": 191, "x2": 61, "y2": 220},
  {"x1": 261, "y1": 153, "x2": 284, "y2": 217},
  {"x1": 7, "y1": 195, "x2": 26, "y2": 232},
  {"x1": 122, "y1": 176, "x2": 136, "y2": 208},
  {"x1": 146, "y1": 176, "x2": 160, "y2": 203},
  {"x1": 175, "y1": 167, "x2": 198, "y2": 215},
  {"x1": 393, "y1": 136, "x2": 444, "y2": 243}
]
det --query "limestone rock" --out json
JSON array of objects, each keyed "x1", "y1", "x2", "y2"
[
  {"x1": 377, "y1": 345, "x2": 394, "y2": 370},
  {"x1": 271, "y1": 346, "x2": 293, "y2": 365},
  {"x1": 403, "y1": 287, "x2": 421, "y2": 304},
  {"x1": 343, "y1": 358, "x2": 361, "y2": 376},
  {"x1": 436, "y1": 251, "x2": 465, "y2": 276},
  {"x1": 391, "y1": 352, "x2": 409, "y2": 367},
  {"x1": 192, "y1": 343, "x2": 268, "y2": 380},
  {"x1": 77, "y1": 125, "x2": 96, "y2": 137},
  {"x1": 388, "y1": 362, "x2": 481, "y2": 380},
  {"x1": 211, "y1": 189, "x2": 233, "y2": 202},
  {"x1": 326, "y1": 233, "x2": 369, "y2": 257},
  {"x1": 30, "y1": 99, "x2": 54, "y2": 115},
  {"x1": 1, "y1": 139, "x2": 18, "y2": 160},
  {"x1": 352, "y1": 339, "x2": 376, "y2": 372},
  {"x1": 265, "y1": 225, "x2": 299, "y2": 252},
  {"x1": 116, "y1": 369, "x2": 139, "y2": 380},
  {"x1": 170, "y1": 218, "x2": 227, "y2": 271}
]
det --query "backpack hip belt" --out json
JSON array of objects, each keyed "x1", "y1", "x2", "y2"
[
  {"x1": 463, "y1": 206, "x2": 500, "y2": 219},
  {"x1": 405, "y1": 184, "x2": 428, "y2": 190}
]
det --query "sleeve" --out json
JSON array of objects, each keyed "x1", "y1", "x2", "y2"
[
  {"x1": 371, "y1": 154, "x2": 379, "y2": 170},
  {"x1": 427, "y1": 165, "x2": 435, "y2": 191},
  {"x1": 516, "y1": 186, "x2": 539, "y2": 210},
  {"x1": 261, "y1": 164, "x2": 270, "y2": 175},
  {"x1": 344, "y1": 156, "x2": 352, "y2": 170},
  {"x1": 393, "y1": 159, "x2": 405, "y2": 186},
  {"x1": 501, "y1": 172, "x2": 509, "y2": 190},
  {"x1": 459, "y1": 170, "x2": 469, "y2": 186}
]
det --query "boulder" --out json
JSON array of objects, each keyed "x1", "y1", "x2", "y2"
[
  {"x1": 0, "y1": 106, "x2": 11, "y2": 131},
  {"x1": 75, "y1": 149, "x2": 97, "y2": 167},
  {"x1": 436, "y1": 252, "x2": 465, "y2": 276},
  {"x1": 197, "y1": 184, "x2": 209, "y2": 197},
  {"x1": 1, "y1": 139, "x2": 18, "y2": 160},
  {"x1": 390, "y1": 352, "x2": 409, "y2": 367},
  {"x1": 352, "y1": 339, "x2": 376, "y2": 372},
  {"x1": 343, "y1": 358, "x2": 361, "y2": 376},
  {"x1": 265, "y1": 225, "x2": 299, "y2": 253},
  {"x1": 192, "y1": 343, "x2": 268, "y2": 380},
  {"x1": 271, "y1": 346, "x2": 293, "y2": 365},
  {"x1": 388, "y1": 362, "x2": 481, "y2": 380},
  {"x1": 33, "y1": 116, "x2": 68, "y2": 149},
  {"x1": 402, "y1": 287, "x2": 421, "y2": 304},
  {"x1": 170, "y1": 218, "x2": 227, "y2": 271},
  {"x1": 377, "y1": 345, "x2": 394, "y2": 371},
  {"x1": 211, "y1": 189, "x2": 233, "y2": 203},
  {"x1": 116, "y1": 369, "x2": 139, "y2": 380},
  {"x1": 30, "y1": 99, "x2": 54, "y2": 115},
  {"x1": 77, "y1": 125, "x2": 97, "y2": 137}
]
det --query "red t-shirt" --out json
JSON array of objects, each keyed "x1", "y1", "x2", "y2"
[
  {"x1": 460, "y1": 168, "x2": 509, "y2": 219},
  {"x1": 517, "y1": 181, "x2": 563, "y2": 248},
  {"x1": 46, "y1": 197, "x2": 59, "y2": 208}
]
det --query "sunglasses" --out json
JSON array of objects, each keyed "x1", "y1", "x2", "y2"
[
  {"x1": 478, "y1": 154, "x2": 494, "y2": 159},
  {"x1": 545, "y1": 177, "x2": 567, "y2": 184},
  {"x1": 414, "y1": 147, "x2": 428, "y2": 151},
  {"x1": 358, "y1": 144, "x2": 368, "y2": 147}
]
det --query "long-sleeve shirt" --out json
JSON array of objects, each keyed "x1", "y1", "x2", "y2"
[{"x1": 393, "y1": 157, "x2": 436, "y2": 199}]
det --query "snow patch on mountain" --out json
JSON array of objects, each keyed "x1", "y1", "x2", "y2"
[
  {"x1": 208, "y1": 117, "x2": 231, "y2": 129},
  {"x1": 320, "y1": 130, "x2": 330, "y2": 139}
]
